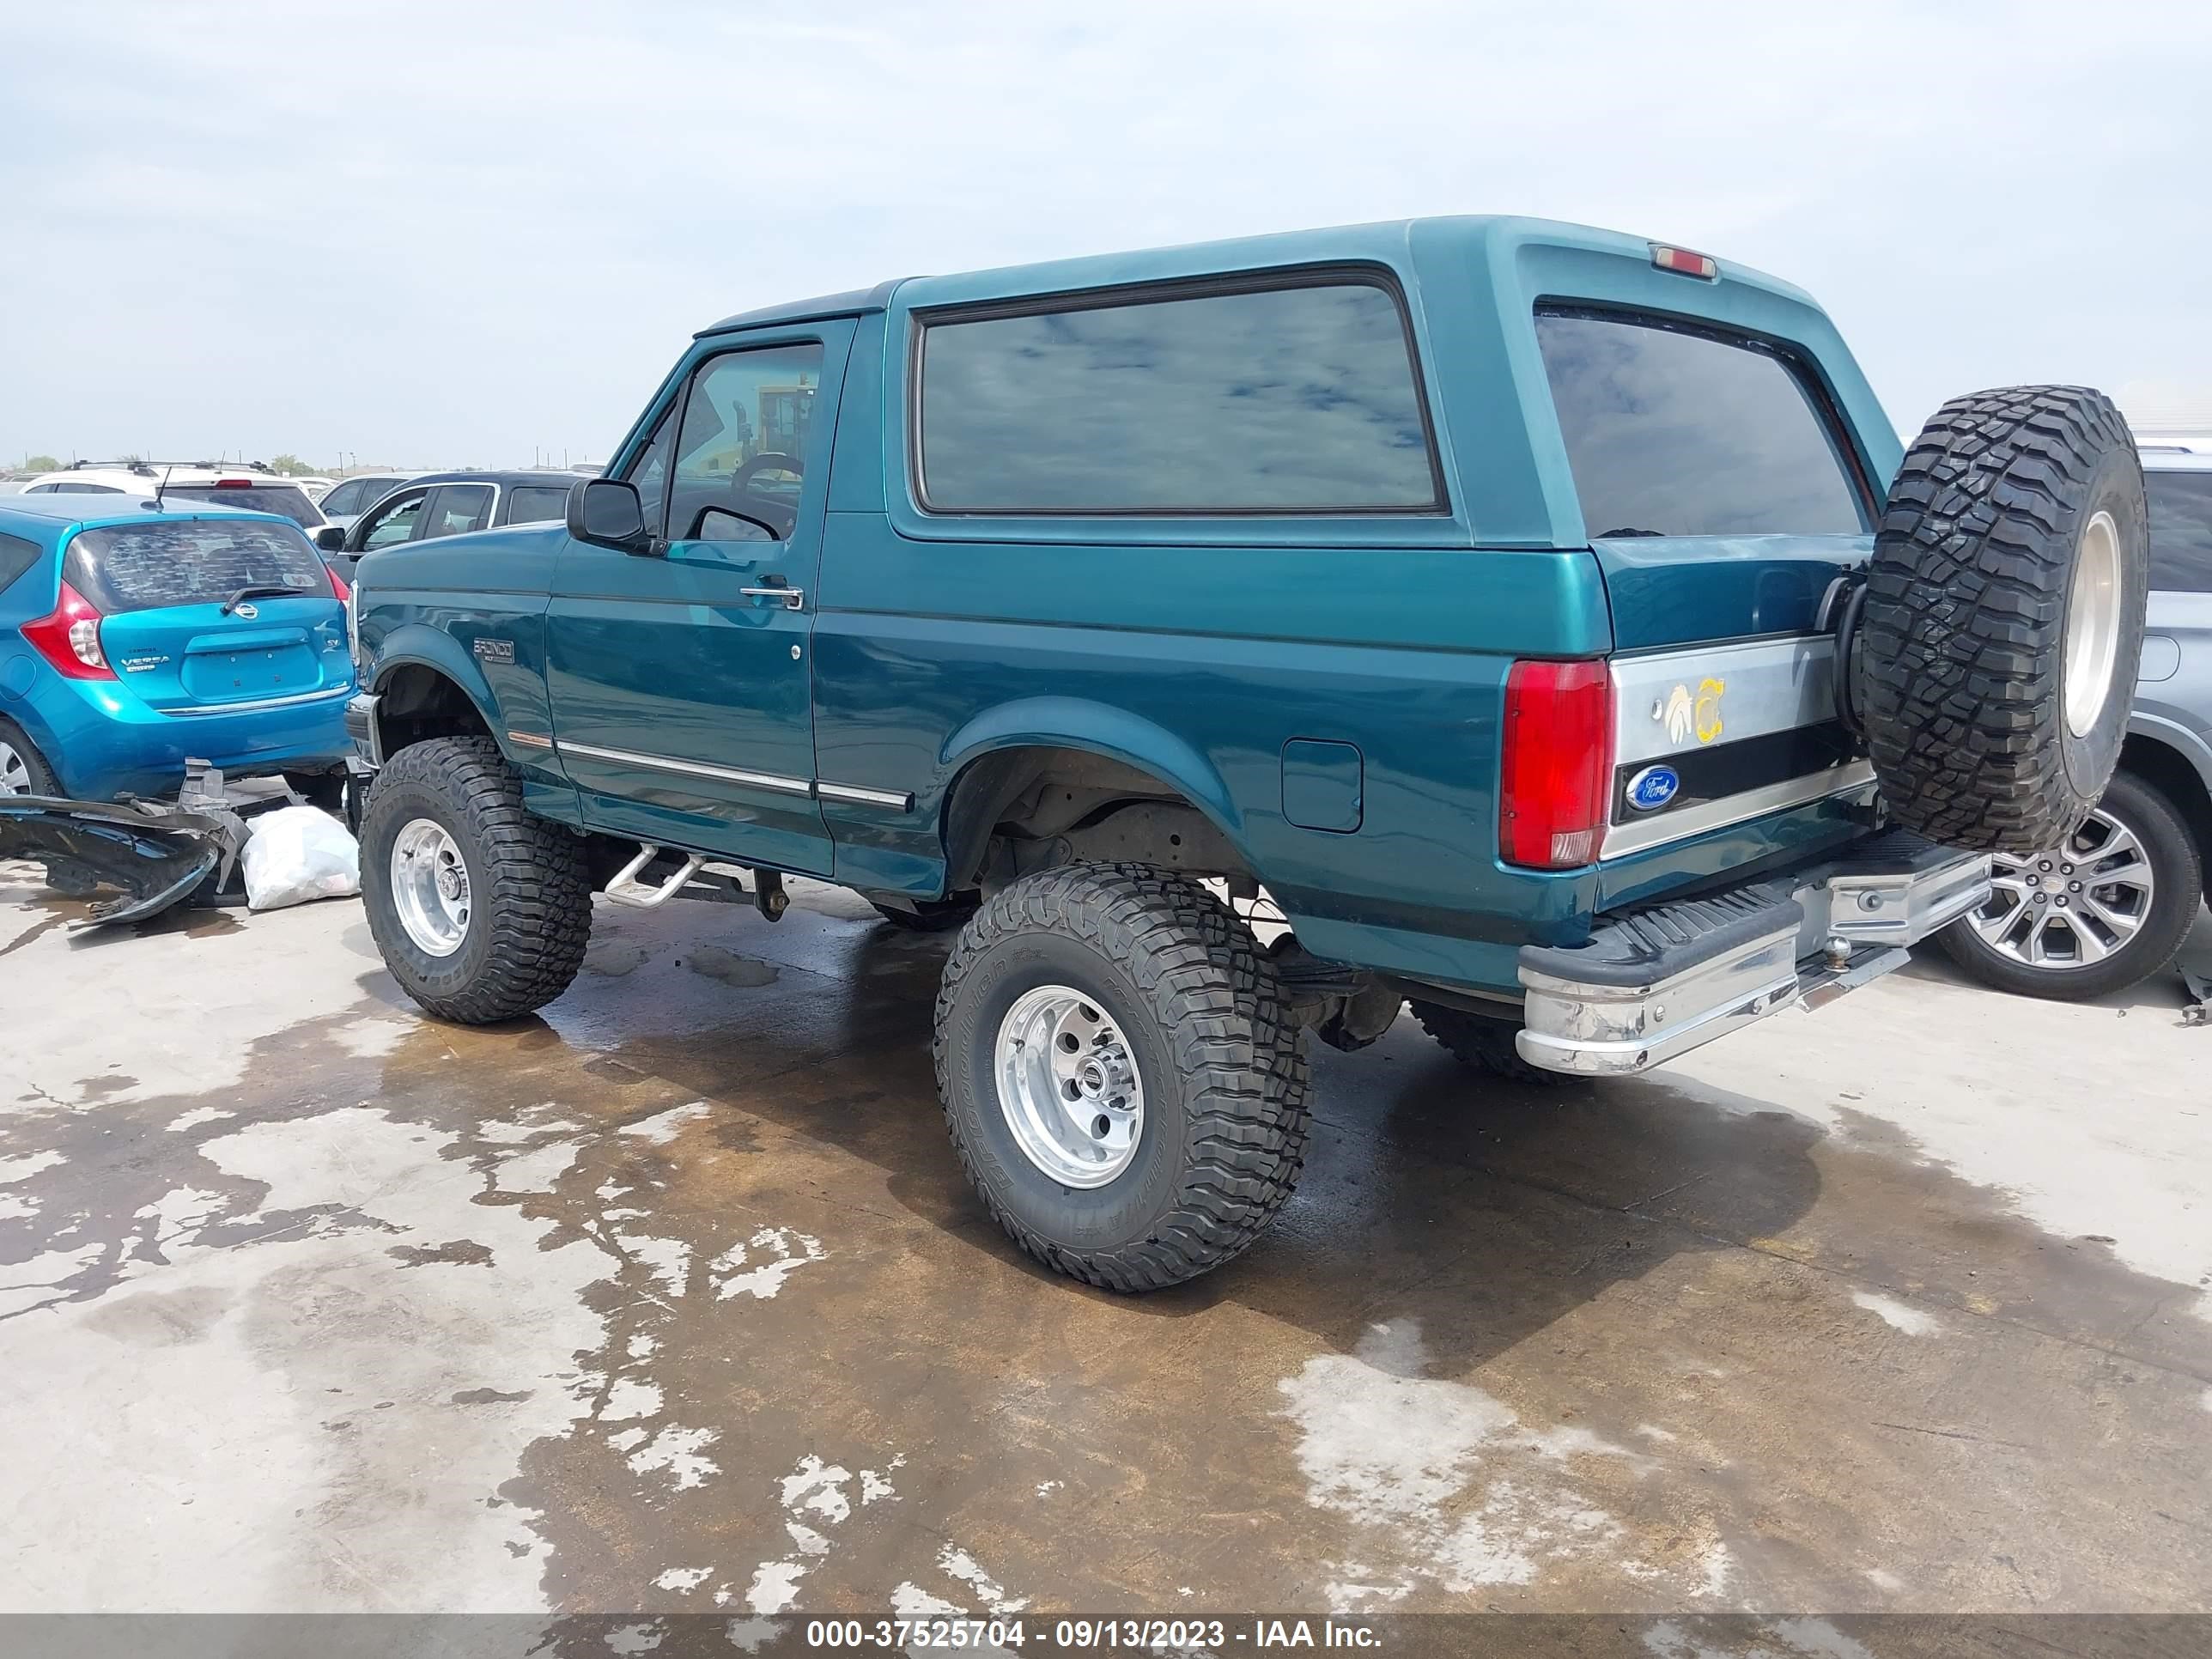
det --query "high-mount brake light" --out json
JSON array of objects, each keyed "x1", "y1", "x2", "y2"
[
  {"x1": 1498, "y1": 659, "x2": 1613, "y2": 869},
  {"x1": 23, "y1": 581, "x2": 116, "y2": 680},
  {"x1": 1650, "y1": 244, "x2": 1718, "y2": 279},
  {"x1": 214, "y1": 477, "x2": 254, "y2": 488}
]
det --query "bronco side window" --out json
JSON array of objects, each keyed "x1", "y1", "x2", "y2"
[
  {"x1": 665, "y1": 343, "x2": 826, "y2": 541},
  {"x1": 914, "y1": 274, "x2": 1443, "y2": 514},
  {"x1": 1535, "y1": 308, "x2": 1869, "y2": 538}
]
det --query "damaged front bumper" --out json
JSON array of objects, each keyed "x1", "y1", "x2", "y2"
[
  {"x1": 1517, "y1": 830, "x2": 1991, "y2": 1076},
  {"x1": 0, "y1": 779, "x2": 250, "y2": 929}
]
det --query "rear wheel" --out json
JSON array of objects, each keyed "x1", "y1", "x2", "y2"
[
  {"x1": 0, "y1": 720, "x2": 58, "y2": 797},
  {"x1": 1936, "y1": 770, "x2": 2202, "y2": 1000},
  {"x1": 933, "y1": 863, "x2": 1310, "y2": 1291},
  {"x1": 359, "y1": 737, "x2": 592, "y2": 1024},
  {"x1": 1410, "y1": 1000, "x2": 1571, "y2": 1086}
]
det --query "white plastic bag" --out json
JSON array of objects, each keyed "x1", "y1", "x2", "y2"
[{"x1": 242, "y1": 805, "x2": 361, "y2": 911}]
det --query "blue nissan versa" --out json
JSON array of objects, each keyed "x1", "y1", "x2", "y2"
[{"x1": 0, "y1": 493, "x2": 355, "y2": 801}]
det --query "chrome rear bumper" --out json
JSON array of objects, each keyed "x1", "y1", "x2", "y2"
[{"x1": 1516, "y1": 832, "x2": 1990, "y2": 1076}]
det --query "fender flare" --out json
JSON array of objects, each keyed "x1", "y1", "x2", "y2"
[
  {"x1": 369, "y1": 624, "x2": 504, "y2": 743},
  {"x1": 937, "y1": 696, "x2": 1252, "y2": 884}
]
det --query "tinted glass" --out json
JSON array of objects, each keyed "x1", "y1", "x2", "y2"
[
  {"x1": 1536, "y1": 311, "x2": 1867, "y2": 538},
  {"x1": 0, "y1": 532, "x2": 40, "y2": 592},
  {"x1": 320, "y1": 479, "x2": 367, "y2": 515},
  {"x1": 36, "y1": 482, "x2": 124, "y2": 494},
  {"x1": 668, "y1": 344, "x2": 824, "y2": 540},
  {"x1": 65, "y1": 521, "x2": 325, "y2": 614},
  {"x1": 163, "y1": 483, "x2": 323, "y2": 527},
  {"x1": 622, "y1": 409, "x2": 675, "y2": 538},
  {"x1": 359, "y1": 491, "x2": 428, "y2": 550},
  {"x1": 504, "y1": 484, "x2": 570, "y2": 525},
  {"x1": 2147, "y1": 471, "x2": 2212, "y2": 593},
  {"x1": 920, "y1": 282, "x2": 1439, "y2": 513},
  {"x1": 420, "y1": 484, "x2": 495, "y2": 539}
]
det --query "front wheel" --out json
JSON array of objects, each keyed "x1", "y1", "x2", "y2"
[
  {"x1": 933, "y1": 863, "x2": 1310, "y2": 1291},
  {"x1": 1935, "y1": 770, "x2": 2203, "y2": 1000},
  {"x1": 360, "y1": 737, "x2": 593, "y2": 1024}
]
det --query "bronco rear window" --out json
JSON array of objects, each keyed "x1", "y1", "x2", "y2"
[
  {"x1": 64, "y1": 521, "x2": 328, "y2": 615},
  {"x1": 2146, "y1": 471, "x2": 2212, "y2": 592},
  {"x1": 915, "y1": 275, "x2": 1443, "y2": 514},
  {"x1": 1536, "y1": 309, "x2": 1869, "y2": 538},
  {"x1": 160, "y1": 483, "x2": 323, "y2": 527}
]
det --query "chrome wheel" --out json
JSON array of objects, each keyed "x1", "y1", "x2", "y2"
[
  {"x1": 2063, "y1": 509, "x2": 2123, "y2": 738},
  {"x1": 1968, "y1": 805, "x2": 2154, "y2": 969},
  {"x1": 0, "y1": 740, "x2": 31, "y2": 796},
  {"x1": 390, "y1": 817, "x2": 471, "y2": 957},
  {"x1": 994, "y1": 984, "x2": 1144, "y2": 1188}
]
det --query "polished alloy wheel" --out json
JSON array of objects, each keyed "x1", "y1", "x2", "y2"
[
  {"x1": 390, "y1": 817, "x2": 471, "y2": 957},
  {"x1": 0, "y1": 740, "x2": 30, "y2": 796},
  {"x1": 2063, "y1": 508, "x2": 2123, "y2": 738},
  {"x1": 1967, "y1": 804, "x2": 2154, "y2": 969},
  {"x1": 994, "y1": 984, "x2": 1144, "y2": 1188}
]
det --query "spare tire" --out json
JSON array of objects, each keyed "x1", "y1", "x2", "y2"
[{"x1": 1856, "y1": 386, "x2": 2148, "y2": 854}]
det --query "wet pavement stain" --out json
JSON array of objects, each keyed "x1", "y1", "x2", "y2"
[{"x1": 0, "y1": 882, "x2": 2206, "y2": 1620}]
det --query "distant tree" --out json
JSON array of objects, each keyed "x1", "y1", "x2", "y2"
[
  {"x1": 268, "y1": 453, "x2": 312, "y2": 476},
  {"x1": 21, "y1": 454, "x2": 60, "y2": 472}
]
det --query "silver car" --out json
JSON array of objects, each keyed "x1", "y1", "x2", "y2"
[{"x1": 1939, "y1": 448, "x2": 2212, "y2": 997}]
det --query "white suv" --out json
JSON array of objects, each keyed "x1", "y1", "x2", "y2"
[{"x1": 15, "y1": 462, "x2": 331, "y2": 536}]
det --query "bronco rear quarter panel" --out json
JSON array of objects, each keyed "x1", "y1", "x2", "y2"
[{"x1": 809, "y1": 222, "x2": 1644, "y2": 993}]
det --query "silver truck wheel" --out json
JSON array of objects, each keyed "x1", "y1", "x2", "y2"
[
  {"x1": 995, "y1": 984, "x2": 1145, "y2": 1188},
  {"x1": 1936, "y1": 771, "x2": 2203, "y2": 1001},
  {"x1": 390, "y1": 818, "x2": 472, "y2": 957}
]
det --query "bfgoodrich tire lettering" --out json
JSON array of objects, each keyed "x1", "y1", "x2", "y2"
[
  {"x1": 933, "y1": 863, "x2": 1310, "y2": 1291},
  {"x1": 1856, "y1": 386, "x2": 2148, "y2": 854},
  {"x1": 360, "y1": 736, "x2": 592, "y2": 1024}
]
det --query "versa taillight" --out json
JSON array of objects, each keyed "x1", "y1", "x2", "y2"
[
  {"x1": 325, "y1": 562, "x2": 350, "y2": 602},
  {"x1": 1499, "y1": 659, "x2": 1613, "y2": 869},
  {"x1": 22, "y1": 580, "x2": 116, "y2": 680}
]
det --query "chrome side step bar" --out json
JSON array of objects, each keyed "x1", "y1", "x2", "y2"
[{"x1": 603, "y1": 844, "x2": 703, "y2": 908}]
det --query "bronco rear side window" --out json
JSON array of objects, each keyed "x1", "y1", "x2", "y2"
[
  {"x1": 2146, "y1": 471, "x2": 2212, "y2": 592},
  {"x1": 1536, "y1": 309, "x2": 1869, "y2": 538},
  {"x1": 64, "y1": 521, "x2": 327, "y2": 614},
  {"x1": 915, "y1": 275, "x2": 1443, "y2": 514}
]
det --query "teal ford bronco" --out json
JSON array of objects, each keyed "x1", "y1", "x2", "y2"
[{"x1": 345, "y1": 217, "x2": 2148, "y2": 1291}]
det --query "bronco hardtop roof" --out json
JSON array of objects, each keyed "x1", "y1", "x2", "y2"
[{"x1": 694, "y1": 216, "x2": 1820, "y2": 337}]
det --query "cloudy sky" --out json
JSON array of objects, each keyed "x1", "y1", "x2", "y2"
[{"x1": 3, "y1": 2, "x2": 2206, "y2": 471}]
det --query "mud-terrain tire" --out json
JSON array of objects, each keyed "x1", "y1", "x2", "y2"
[
  {"x1": 1935, "y1": 769, "x2": 2203, "y2": 1001},
  {"x1": 1410, "y1": 1000, "x2": 1570, "y2": 1086},
  {"x1": 933, "y1": 863, "x2": 1310, "y2": 1291},
  {"x1": 1856, "y1": 386, "x2": 2148, "y2": 854},
  {"x1": 0, "y1": 718, "x2": 59, "y2": 796},
  {"x1": 360, "y1": 736, "x2": 592, "y2": 1024},
  {"x1": 870, "y1": 893, "x2": 980, "y2": 933}
]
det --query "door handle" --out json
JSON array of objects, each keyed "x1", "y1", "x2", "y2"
[{"x1": 739, "y1": 586, "x2": 805, "y2": 611}]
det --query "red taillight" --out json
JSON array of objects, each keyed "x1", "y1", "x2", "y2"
[
  {"x1": 1650, "y1": 243, "x2": 1718, "y2": 279},
  {"x1": 1499, "y1": 659, "x2": 1613, "y2": 869},
  {"x1": 325, "y1": 562, "x2": 350, "y2": 602},
  {"x1": 22, "y1": 581, "x2": 116, "y2": 680},
  {"x1": 214, "y1": 477, "x2": 254, "y2": 488}
]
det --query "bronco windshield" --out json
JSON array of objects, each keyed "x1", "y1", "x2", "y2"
[{"x1": 64, "y1": 520, "x2": 329, "y2": 614}]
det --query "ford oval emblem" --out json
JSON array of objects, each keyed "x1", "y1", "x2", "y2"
[{"x1": 1626, "y1": 764, "x2": 1680, "y2": 812}]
